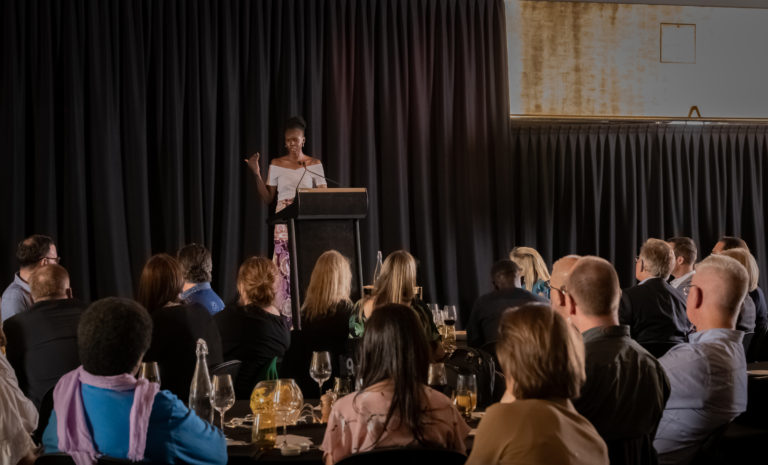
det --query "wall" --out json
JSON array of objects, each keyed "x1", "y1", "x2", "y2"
[{"x1": 506, "y1": 0, "x2": 768, "y2": 117}]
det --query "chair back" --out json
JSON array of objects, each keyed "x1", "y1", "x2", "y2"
[
  {"x1": 336, "y1": 447, "x2": 466, "y2": 465},
  {"x1": 211, "y1": 359, "x2": 242, "y2": 381},
  {"x1": 35, "y1": 454, "x2": 169, "y2": 465},
  {"x1": 742, "y1": 332, "x2": 755, "y2": 356},
  {"x1": 34, "y1": 385, "x2": 56, "y2": 445},
  {"x1": 690, "y1": 421, "x2": 730, "y2": 465},
  {"x1": 747, "y1": 324, "x2": 768, "y2": 362},
  {"x1": 445, "y1": 347, "x2": 497, "y2": 409}
]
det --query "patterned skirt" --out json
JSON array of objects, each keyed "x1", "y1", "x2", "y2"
[{"x1": 273, "y1": 199, "x2": 294, "y2": 327}]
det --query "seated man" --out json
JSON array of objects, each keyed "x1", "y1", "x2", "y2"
[
  {"x1": 2, "y1": 234, "x2": 58, "y2": 322},
  {"x1": 566, "y1": 256, "x2": 670, "y2": 465},
  {"x1": 467, "y1": 259, "x2": 546, "y2": 349},
  {"x1": 654, "y1": 255, "x2": 749, "y2": 465},
  {"x1": 667, "y1": 237, "x2": 697, "y2": 296},
  {"x1": 619, "y1": 238, "x2": 690, "y2": 357},
  {"x1": 43, "y1": 297, "x2": 227, "y2": 465},
  {"x1": 177, "y1": 243, "x2": 225, "y2": 315},
  {"x1": 548, "y1": 255, "x2": 581, "y2": 321},
  {"x1": 4, "y1": 264, "x2": 85, "y2": 408}
]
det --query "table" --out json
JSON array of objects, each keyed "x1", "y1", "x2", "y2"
[{"x1": 224, "y1": 400, "x2": 478, "y2": 464}]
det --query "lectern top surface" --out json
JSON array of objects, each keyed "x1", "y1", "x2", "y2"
[{"x1": 297, "y1": 188, "x2": 366, "y2": 193}]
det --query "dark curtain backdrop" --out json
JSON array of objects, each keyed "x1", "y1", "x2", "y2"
[
  {"x1": 0, "y1": 0, "x2": 510, "y2": 321},
  {"x1": 506, "y1": 123, "x2": 768, "y2": 292}
]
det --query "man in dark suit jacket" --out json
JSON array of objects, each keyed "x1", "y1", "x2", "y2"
[
  {"x1": 467, "y1": 259, "x2": 547, "y2": 350},
  {"x1": 4, "y1": 264, "x2": 85, "y2": 407},
  {"x1": 619, "y1": 238, "x2": 691, "y2": 358}
]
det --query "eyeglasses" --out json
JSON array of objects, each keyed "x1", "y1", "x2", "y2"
[{"x1": 544, "y1": 280, "x2": 567, "y2": 296}]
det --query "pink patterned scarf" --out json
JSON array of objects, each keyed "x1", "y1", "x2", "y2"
[{"x1": 53, "y1": 365, "x2": 159, "y2": 465}]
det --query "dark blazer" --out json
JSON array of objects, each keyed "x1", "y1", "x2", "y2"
[
  {"x1": 215, "y1": 304, "x2": 290, "y2": 399},
  {"x1": 749, "y1": 287, "x2": 768, "y2": 330},
  {"x1": 467, "y1": 287, "x2": 548, "y2": 349},
  {"x1": 3, "y1": 298, "x2": 86, "y2": 407},
  {"x1": 143, "y1": 302, "x2": 223, "y2": 402},
  {"x1": 619, "y1": 278, "x2": 691, "y2": 356}
]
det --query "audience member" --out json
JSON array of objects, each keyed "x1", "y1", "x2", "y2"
[
  {"x1": 466, "y1": 304, "x2": 608, "y2": 465},
  {"x1": 667, "y1": 237, "x2": 697, "y2": 296},
  {"x1": 215, "y1": 257, "x2": 290, "y2": 399},
  {"x1": 548, "y1": 255, "x2": 581, "y2": 321},
  {"x1": 566, "y1": 257, "x2": 670, "y2": 464},
  {"x1": 177, "y1": 243, "x2": 225, "y2": 316},
  {"x1": 282, "y1": 251, "x2": 354, "y2": 395},
  {"x1": 619, "y1": 238, "x2": 690, "y2": 357},
  {"x1": 711, "y1": 236, "x2": 748, "y2": 254},
  {"x1": 711, "y1": 237, "x2": 768, "y2": 330},
  {"x1": 349, "y1": 251, "x2": 440, "y2": 358},
  {"x1": 509, "y1": 246, "x2": 551, "y2": 299},
  {"x1": 4, "y1": 264, "x2": 85, "y2": 408},
  {"x1": 719, "y1": 248, "x2": 758, "y2": 332},
  {"x1": 138, "y1": 254, "x2": 222, "y2": 401},
  {"x1": 2, "y1": 235, "x2": 58, "y2": 322},
  {"x1": 322, "y1": 304, "x2": 469, "y2": 464},
  {"x1": 42, "y1": 297, "x2": 226, "y2": 464},
  {"x1": 466, "y1": 259, "x2": 545, "y2": 349},
  {"x1": 0, "y1": 326, "x2": 38, "y2": 465},
  {"x1": 654, "y1": 255, "x2": 749, "y2": 464}
]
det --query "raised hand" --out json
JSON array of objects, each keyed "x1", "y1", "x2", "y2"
[{"x1": 245, "y1": 152, "x2": 261, "y2": 176}]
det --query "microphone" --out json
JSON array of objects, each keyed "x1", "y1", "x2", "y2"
[
  {"x1": 294, "y1": 161, "x2": 309, "y2": 197},
  {"x1": 302, "y1": 164, "x2": 342, "y2": 187}
]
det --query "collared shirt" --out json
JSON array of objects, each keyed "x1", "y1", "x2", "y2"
[
  {"x1": 1, "y1": 273, "x2": 33, "y2": 323},
  {"x1": 573, "y1": 326, "x2": 670, "y2": 444},
  {"x1": 671, "y1": 270, "x2": 696, "y2": 296},
  {"x1": 43, "y1": 386, "x2": 227, "y2": 464},
  {"x1": 180, "y1": 282, "x2": 225, "y2": 316},
  {"x1": 654, "y1": 329, "x2": 747, "y2": 465}
]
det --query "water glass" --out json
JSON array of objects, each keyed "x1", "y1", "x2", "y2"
[
  {"x1": 310, "y1": 351, "x2": 332, "y2": 397},
  {"x1": 138, "y1": 362, "x2": 161, "y2": 384},
  {"x1": 453, "y1": 373, "x2": 478, "y2": 419}
]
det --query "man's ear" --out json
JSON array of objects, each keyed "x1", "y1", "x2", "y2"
[
  {"x1": 565, "y1": 293, "x2": 577, "y2": 317},
  {"x1": 66, "y1": 288, "x2": 73, "y2": 299},
  {"x1": 690, "y1": 285, "x2": 703, "y2": 310},
  {"x1": 677, "y1": 256, "x2": 685, "y2": 266}
]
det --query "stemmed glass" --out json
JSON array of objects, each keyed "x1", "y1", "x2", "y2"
[
  {"x1": 273, "y1": 379, "x2": 302, "y2": 449},
  {"x1": 310, "y1": 351, "x2": 332, "y2": 397},
  {"x1": 138, "y1": 362, "x2": 161, "y2": 384},
  {"x1": 211, "y1": 374, "x2": 236, "y2": 431},
  {"x1": 427, "y1": 362, "x2": 448, "y2": 394},
  {"x1": 453, "y1": 373, "x2": 478, "y2": 419},
  {"x1": 443, "y1": 305, "x2": 458, "y2": 354}
]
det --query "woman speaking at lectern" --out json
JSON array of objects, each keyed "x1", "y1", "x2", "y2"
[{"x1": 245, "y1": 116, "x2": 327, "y2": 325}]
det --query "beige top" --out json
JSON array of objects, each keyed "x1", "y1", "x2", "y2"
[
  {"x1": 466, "y1": 398, "x2": 608, "y2": 465},
  {"x1": 321, "y1": 380, "x2": 470, "y2": 463}
]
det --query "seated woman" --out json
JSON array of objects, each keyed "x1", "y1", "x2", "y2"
[
  {"x1": 215, "y1": 257, "x2": 290, "y2": 399},
  {"x1": 1, "y1": 327, "x2": 38, "y2": 465},
  {"x1": 43, "y1": 297, "x2": 226, "y2": 464},
  {"x1": 349, "y1": 251, "x2": 440, "y2": 356},
  {"x1": 282, "y1": 250, "x2": 354, "y2": 395},
  {"x1": 466, "y1": 304, "x2": 608, "y2": 465},
  {"x1": 509, "y1": 246, "x2": 551, "y2": 299},
  {"x1": 322, "y1": 304, "x2": 469, "y2": 464},
  {"x1": 138, "y1": 254, "x2": 222, "y2": 401}
]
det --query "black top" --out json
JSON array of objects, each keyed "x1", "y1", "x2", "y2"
[
  {"x1": 619, "y1": 278, "x2": 691, "y2": 351},
  {"x1": 215, "y1": 304, "x2": 290, "y2": 399},
  {"x1": 143, "y1": 302, "x2": 223, "y2": 401},
  {"x1": 3, "y1": 298, "x2": 86, "y2": 408},
  {"x1": 281, "y1": 301, "x2": 353, "y2": 396},
  {"x1": 466, "y1": 287, "x2": 547, "y2": 349},
  {"x1": 749, "y1": 287, "x2": 768, "y2": 330},
  {"x1": 573, "y1": 325, "x2": 670, "y2": 465}
]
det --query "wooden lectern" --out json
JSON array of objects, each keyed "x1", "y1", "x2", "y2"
[{"x1": 269, "y1": 188, "x2": 368, "y2": 329}]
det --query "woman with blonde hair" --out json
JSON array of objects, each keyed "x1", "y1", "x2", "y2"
[
  {"x1": 349, "y1": 251, "x2": 440, "y2": 351},
  {"x1": 214, "y1": 257, "x2": 290, "y2": 398},
  {"x1": 282, "y1": 251, "x2": 354, "y2": 394},
  {"x1": 510, "y1": 246, "x2": 551, "y2": 299},
  {"x1": 466, "y1": 304, "x2": 608, "y2": 465}
]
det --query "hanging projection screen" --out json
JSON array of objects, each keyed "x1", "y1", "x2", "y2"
[{"x1": 505, "y1": 1, "x2": 768, "y2": 118}]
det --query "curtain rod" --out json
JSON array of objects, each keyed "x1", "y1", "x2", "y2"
[{"x1": 509, "y1": 114, "x2": 768, "y2": 124}]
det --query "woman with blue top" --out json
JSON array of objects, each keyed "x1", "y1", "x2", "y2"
[
  {"x1": 42, "y1": 297, "x2": 226, "y2": 465},
  {"x1": 245, "y1": 116, "x2": 327, "y2": 327},
  {"x1": 510, "y1": 246, "x2": 551, "y2": 300}
]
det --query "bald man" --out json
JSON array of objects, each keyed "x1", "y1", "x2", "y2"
[
  {"x1": 566, "y1": 257, "x2": 669, "y2": 464},
  {"x1": 549, "y1": 255, "x2": 581, "y2": 321},
  {"x1": 3, "y1": 264, "x2": 86, "y2": 407},
  {"x1": 654, "y1": 255, "x2": 749, "y2": 465}
]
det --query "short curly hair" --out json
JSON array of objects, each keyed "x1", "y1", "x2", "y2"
[
  {"x1": 237, "y1": 257, "x2": 277, "y2": 307},
  {"x1": 177, "y1": 243, "x2": 213, "y2": 283},
  {"x1": 78, "y1": 298, "x2": 153, "y2": 376},
  {"x1": 16, "y1": 235, "x2": 55, "y2": 268}
]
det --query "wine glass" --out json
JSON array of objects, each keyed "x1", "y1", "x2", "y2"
[
  {"x1": 273, "y1": 379, "x2": 302, "y2": 448},
  {"x1": 453, "y1": 373, "x2": 478, "y2": 419},
  {"x1": 310, "y1": 351, "x2": 332, "y2": 397},
  {"x1": 210, "y1": 374, "x2": 236, "y2": 431},
  {"x1": 427, "y1": 363, "x2": 448, "y2": 394},
  {"x1": 443, "y1": 305, "x2": 458, "y2": 353},
  {"x1": 138, "y1": 362, "x2": 161, "y2": 384}
]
